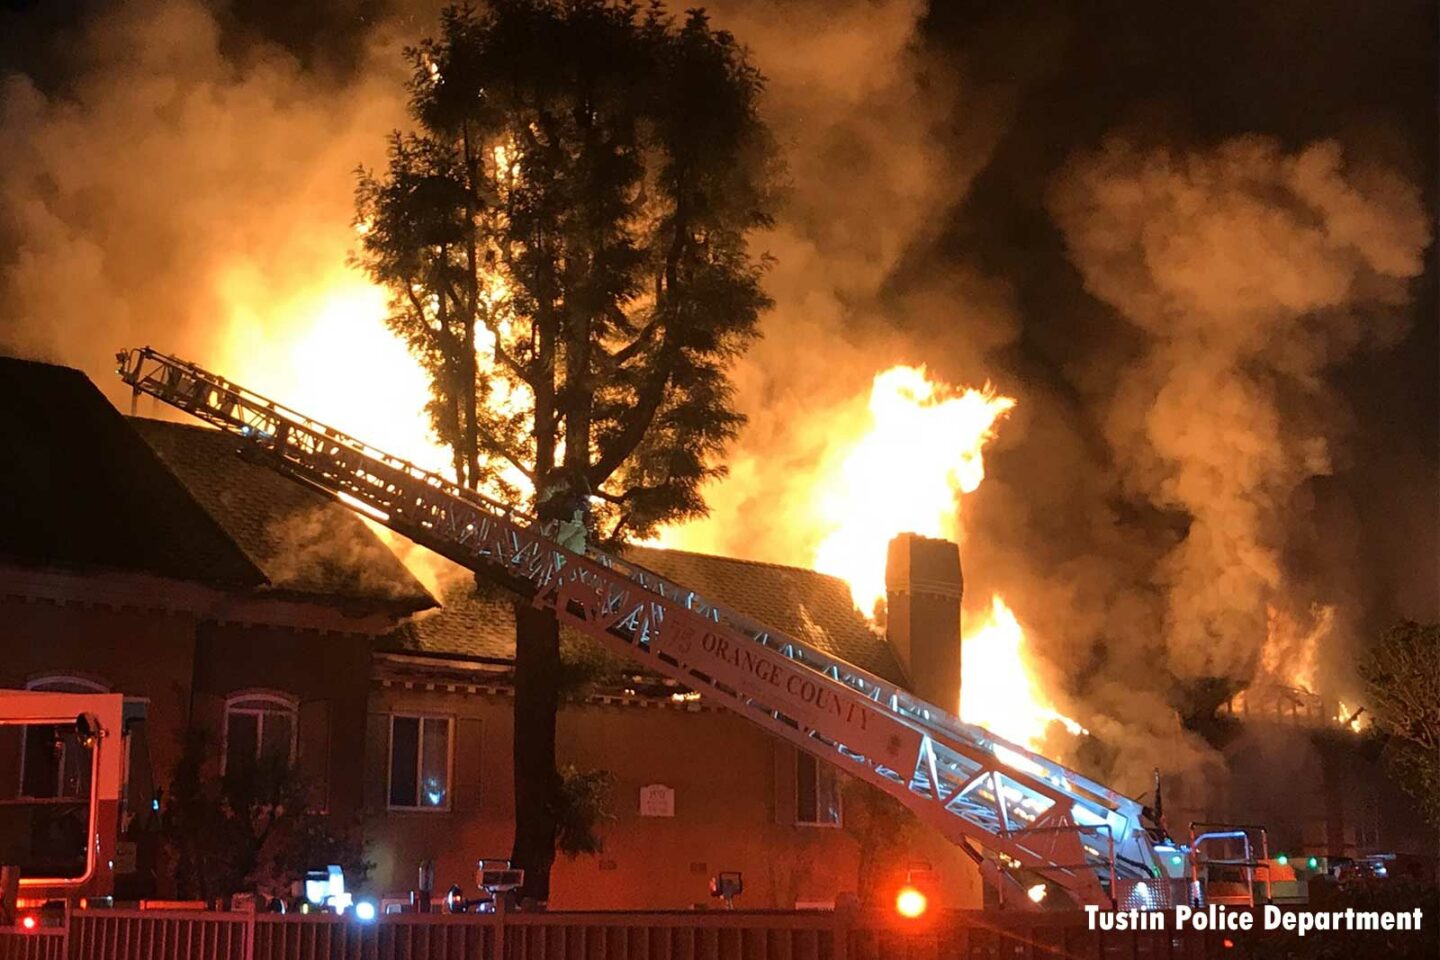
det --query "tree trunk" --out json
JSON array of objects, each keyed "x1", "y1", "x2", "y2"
[
  {"x1": 510, "y1": 599, "x2": 561, "y2": 904},
  {"x1": 511, "y1": 282, "x2": 560, "y2": 906}
]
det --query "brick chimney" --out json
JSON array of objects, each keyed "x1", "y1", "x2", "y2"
[{"x1": 885, "y1": 533, "x2": 963, "y2": 711}]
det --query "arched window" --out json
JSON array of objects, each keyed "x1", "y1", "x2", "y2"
[
  {"x1": 26, "y1": 675, "x2": 109, "y2": 694},
  {"x1": 17, "y1": 675, "x2": 111, "y2": 799},
  {"x1": 223, "y1": 692, "x2": 298, "y2": 773}
]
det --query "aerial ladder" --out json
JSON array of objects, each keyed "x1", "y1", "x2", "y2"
[{"x1": 117, "y1": 347, "x2": 1167, "y2": 910}]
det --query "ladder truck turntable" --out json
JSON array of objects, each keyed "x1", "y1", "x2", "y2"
[{"x1": 115, "y1": 347, "x2": 1174, "y2": 912}]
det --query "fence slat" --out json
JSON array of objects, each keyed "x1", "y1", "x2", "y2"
[{"x1": 37, "y1": 909, "x2": 1221, "y2": 960}]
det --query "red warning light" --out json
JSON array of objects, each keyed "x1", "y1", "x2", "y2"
[
  {"x1": 1222, "y1": 938, "x2": 1234, "y2": 950},
  {"x1": 895, "y1": 885, "x2": 928, "y2": 919},
  {"x1": 20, "y1": 915, "x2": 38, "y2": 931}
]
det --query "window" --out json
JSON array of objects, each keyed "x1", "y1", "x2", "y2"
[
  {"x1": 18, "y1": 676, "x2": 109, "y2": 800},
  {"x1": 388, "y1": 715, "x2": 452, "y2": 810},
  {"x1": 7, "y1": 676, "x2": 109, "y2": 881},
  {"x1": 224, "y1": 693, "x2": 297, "y2": 773},
  {"x1": 795, "y1": 752, "x2": 841, "y2": 826}
]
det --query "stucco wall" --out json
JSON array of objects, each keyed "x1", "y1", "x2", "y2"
[
  {"x1": 1, "y1": 595, "x2": 377, "y2": 825},
  {"x1": 364, "y1": 681, "x2": 984, "y2": 910},
  {"x1": 0, "y1": 595, "x2": 197, "y2": 792}
]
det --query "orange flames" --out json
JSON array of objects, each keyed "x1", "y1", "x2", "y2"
[
  {"x1": 214, "y1": 269, "x2": 445, "y2": 470},
  {"x1": 1335, "y1": 701, "x2": 1368, "y2": 734},
  {"x1": 961, "y1": 596, "x2": 1086, "y2": 750},
  {"x1": 1261, "y1": 603, "x2": 1332, "y2": 696},
  {"x1": 811, "y1": 365, "x2": 1014, "y2": 616},
  {"x1": 794, "y1": 366, "x2": 1082, "y2": 750},
  {"x1": 1254, "y1": 603, "x2": 1367, "y2": 733},
  {"x1": 210, "y1": 281, "x2": 1077, "y2": 751}
]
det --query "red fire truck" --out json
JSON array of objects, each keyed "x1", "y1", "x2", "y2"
[{"x1": 0, "y1": 690, "x2": 126, "y2": 922}]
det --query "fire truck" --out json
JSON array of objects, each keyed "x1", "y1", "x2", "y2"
[{"x1": 0, "y1": 690, "x2": 126, "y2": 922}]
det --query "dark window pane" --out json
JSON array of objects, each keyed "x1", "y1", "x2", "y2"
[
  {"x1": 0, "y1": 726, "x2": 21, "y2": 799},
  {"x1": 420, "y1": 719, "x2": 449, "y2": 808},
  {"x1": 796, "y1": 753, "x2": 817, "y2": 824},
  {"x1": 260, "y1": 713, "x2": 293, "y2": 768},
  {"x1": 226, "y1": 713, "x2": 259, "y2": 773},
  {"x1": 816, "y1": 761, "x2": 841, "y2": 825},
  {"x1": 389, "y1": 717, "x2": 419, "y2": 807},
  {"x1": 21, "y1": 726, "x2": 61, "y2": 798},
  {"x1": 58, "y1": 733, "x2": 92, "y2": 799},
  {"x1": 0, "y1": 798, "x2": 89, "y2": 878}
]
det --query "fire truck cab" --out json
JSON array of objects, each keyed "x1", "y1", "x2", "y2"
[{"x1": 0, "y1": 690, "x2": 126, "y2": 916}]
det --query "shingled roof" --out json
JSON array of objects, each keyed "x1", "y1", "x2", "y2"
[
  {"x1": 0, "y1": 356, "x2": 264, "y2": 587},
  {"x1": 131, "y1": 418, "x2": 435, "y2": 615},
  {"x1": 388, "y1": 545, "x2": 906, "y2": 685}
]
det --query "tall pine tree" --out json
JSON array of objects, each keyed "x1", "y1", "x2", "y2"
[{"x1": 354, "y1": 0, "x2": 778, "y2": 901}]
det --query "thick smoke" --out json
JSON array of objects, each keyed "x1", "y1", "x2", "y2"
[
  {"x1": 1, "y1": 0, "x2": 1433, "y2": 808},
  {"x1": 1028, "y1": 136, "x2": 1430, "y2": 795},
  {"x1": 0, "y1": 0, "x2": 408, "y2": 410},
  {"x1": 650, "y1": 0, "x2": 1024, "y2": 563},
  {"x1": 1051, "y1": 136, "x2": 1429, "y2": 682}
]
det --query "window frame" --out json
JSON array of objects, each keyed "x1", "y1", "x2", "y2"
[
  {"x1": 222, "y1": 691, "x2": 299, "y2": 775},
  {"x1": 794, "y1": 750, "x2": 843, "y2": 828},
  {"x1": 386, "y1": 713, "x2": 454, "y2": 813},
  {"x1": 16, "y1": 675, "x2": 111, "y2": 800}
]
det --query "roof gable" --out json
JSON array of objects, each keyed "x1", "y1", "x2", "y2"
[
  {"x1": 0, "y1": 356, "x2": 264, "y2": 587},
  {"x1": 130, "y1": 418, "x2": 435, "y2": 615}
]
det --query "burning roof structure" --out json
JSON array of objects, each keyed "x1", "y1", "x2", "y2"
[
  {"x1": 132, "y1": 417, "x2": 433, "y2": 616},
  {"x1": 387, "y1": 545, "x2": 906, "y2": 686},
  {"x1": 0, "y1": 355, "x2": 434, "y2": 620},
  {"x1": 0, "y1": 356, "x2": 262, "y2": 588}
]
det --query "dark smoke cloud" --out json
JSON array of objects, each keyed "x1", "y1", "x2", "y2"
[
  {"x1": 1052, "y1": 136, "x2": 1429, "y2": 681},
  {"x1": 650, "y1": 0, "x2": 1034, "y2": 561}
]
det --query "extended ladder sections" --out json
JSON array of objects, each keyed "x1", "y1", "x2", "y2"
[{"x1": 117, "y1": 347, "x2": 1164, "y2": 907}]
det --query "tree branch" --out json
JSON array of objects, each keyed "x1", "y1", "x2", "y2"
[{"x1": 586, "y1": 348, "x2": 674, "y2": 486}]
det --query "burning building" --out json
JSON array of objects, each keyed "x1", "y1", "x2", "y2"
[
  {"x1": 6, "y1": 354, "x2": 1430, "y2": 914},
  {"x1": 0, "y1": 356, "x2": 992, "y2": 909},
  {"x1": 369, "y1": 537, "x2": 980, "y2": 909},
  {"x1": 0, "y1": 0, "x2": 1432, "y2": 931},
  {"x1": 0, "y1": 356, "x2": 432, "y2": 898}
]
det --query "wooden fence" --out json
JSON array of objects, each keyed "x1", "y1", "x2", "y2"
[{"x1": 1, "y1": 909, "x2": 1224, "y2": 960}]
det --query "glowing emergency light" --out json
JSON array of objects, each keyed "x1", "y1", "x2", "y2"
[
  {"x1": 304, "y1": 865, "x2": 353, "y2": 914},
  {"x1": 19, "y1": 916, "x2": 37, "y2": 932},
  {"x1": 353, "y1": 901, "x2": 377, "y2": 923},
  {"x1": 895, "y1": 886, "x2": 928, "y2": 919}
]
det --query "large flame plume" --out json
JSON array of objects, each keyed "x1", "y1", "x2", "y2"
[
  {"x1": 658, "y1": 362, "x2": 1083, "y2": 753},
  {"x1": 217, "y1": 273, "x2": 444, "y2": 470},
  {"x1": 1260, "y1": 602, "x2": 1334, "y2": 696},
  {"x1": 961, "y1": 596, "x2": 1086, "y2": 750},
  {"x1": 811, "y1": 365, "x2": 1014, "y2": 615}
]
